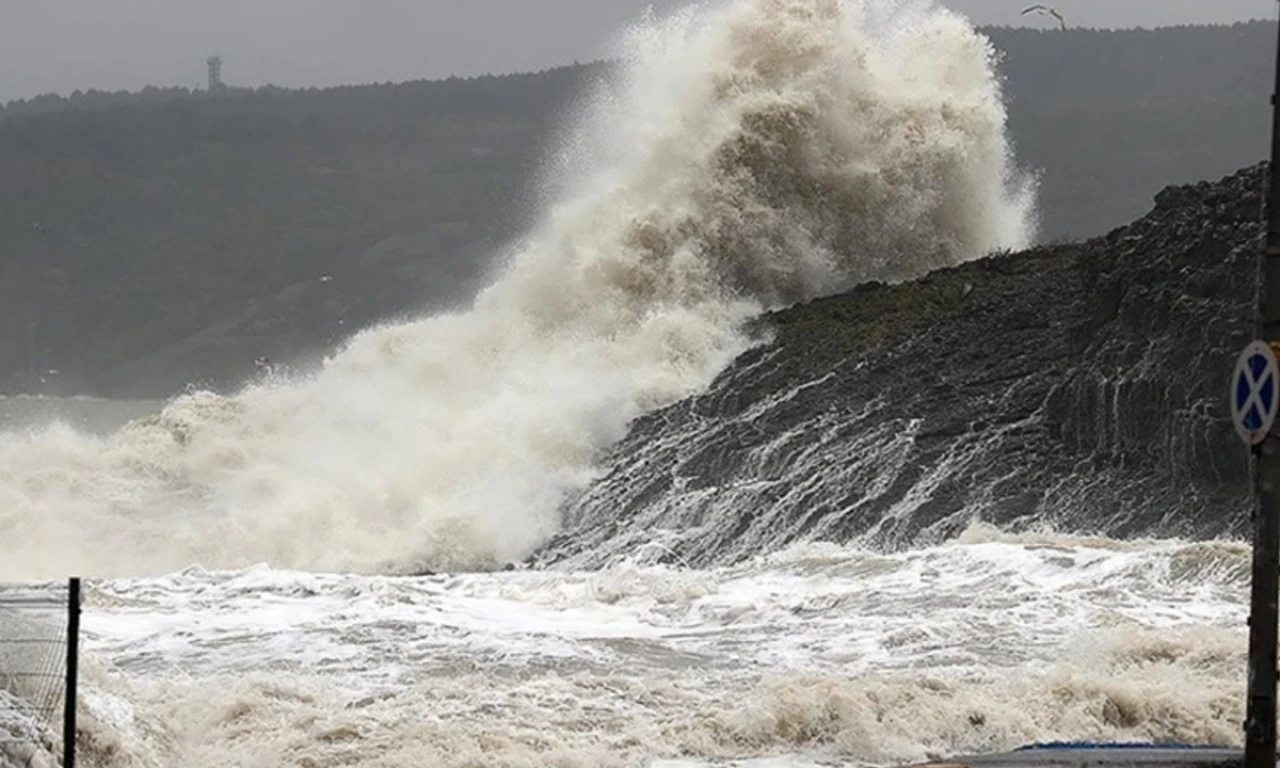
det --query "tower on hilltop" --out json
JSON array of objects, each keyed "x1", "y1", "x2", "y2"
[{"x1": 206, "y1": 55, "x2": 224, "y2": 91}]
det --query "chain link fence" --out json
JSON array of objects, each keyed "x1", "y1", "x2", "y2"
[{"x1": 0, "y1": 579, "x2": 79, "y2": 768}]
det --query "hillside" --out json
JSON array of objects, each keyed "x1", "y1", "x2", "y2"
[{"x1": 0, "y1": 22, "x2": 1273, "y2": 398}]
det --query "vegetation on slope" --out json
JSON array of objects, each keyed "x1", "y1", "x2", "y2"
[{"x1": 0, "y1": 23, "x2": 1271, "y2": 396}]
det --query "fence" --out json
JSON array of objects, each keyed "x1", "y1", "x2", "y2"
[{"x1": 0, "y1": 578, "x2": 80, "y2": 768}]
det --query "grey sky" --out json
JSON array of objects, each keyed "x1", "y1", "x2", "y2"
[{"x1": 0, "y1": 0, "x2": 1270, "y2": 103}]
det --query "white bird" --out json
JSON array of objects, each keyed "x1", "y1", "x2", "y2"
[{"x1": 1021, "y1": 4, "x2": 1066, "y2": 30}]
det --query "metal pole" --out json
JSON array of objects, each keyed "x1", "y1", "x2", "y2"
[
  {"x1": 62, "y1": 577, "x2": 80, "y2": 768},
  {"x1": 1246, "y1": 11, "x2": 1280, "y2": 768}
]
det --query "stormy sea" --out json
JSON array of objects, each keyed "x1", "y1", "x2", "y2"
[{"x1": 0, "y1": 0, "x2": 1262, "y2": 766}]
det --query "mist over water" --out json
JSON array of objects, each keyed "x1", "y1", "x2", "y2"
[
  {"x1": 0, "y1": 397, "x2": 164, "y2": 437},
  {"x1": 0, "y1": 0, "x2": 1033, "y2": 581}
]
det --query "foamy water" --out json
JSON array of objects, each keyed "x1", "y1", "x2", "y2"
[
  {"x1": 0, "y1": 0, "x2": 1032, "y2": 582},
  {"x1": 53, "y1": 530, "x2": 1245, "y2": 768},
  {"x1": 0, "y1": 1, "x2": 1149, "y2": 767}
]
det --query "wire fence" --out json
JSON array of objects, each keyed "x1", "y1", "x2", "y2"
[{"x1": 0, "y1": 578, "x2": 79, "y2": 768}]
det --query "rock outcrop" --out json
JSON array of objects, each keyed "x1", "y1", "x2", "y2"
[{"x1": 534, "y1": 164, "x2": 1266, "y2": 568}]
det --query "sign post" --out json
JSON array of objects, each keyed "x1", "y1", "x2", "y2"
[{"x1": 1242, "y1": 9, "x2": 1280, "y2": 768}]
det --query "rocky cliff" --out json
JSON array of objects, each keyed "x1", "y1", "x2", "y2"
[{"x1": 535, "y1": 165, "x2": 1265, "y2": 568}]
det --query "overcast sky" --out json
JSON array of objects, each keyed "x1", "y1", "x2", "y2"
[{"x1": 0, "y1": 0, "x2": 1271, "y2": 103}]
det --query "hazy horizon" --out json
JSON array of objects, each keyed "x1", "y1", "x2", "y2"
[{"x1": 1, "y1": 0, "x2": 1271, "y2": 103}]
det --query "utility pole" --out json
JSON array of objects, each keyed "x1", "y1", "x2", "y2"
[{"x1": 1244, "y1": 8, "x2": 1280, "y2": 768}]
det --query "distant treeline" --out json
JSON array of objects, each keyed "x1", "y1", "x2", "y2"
[
  {"x1": 0, "y1": 23, "x2": 1272, "y2": 397},
  {"x1": 0, "y1": 64, "x2": 604, "y2": 123},
  {"x1": 2, "y1": 22, "x2": 1267, "y2": 120}
]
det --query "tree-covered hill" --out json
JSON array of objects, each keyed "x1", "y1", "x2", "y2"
[{"x1": 0, "y1": 23, "x2": 1272, "y2": 398}]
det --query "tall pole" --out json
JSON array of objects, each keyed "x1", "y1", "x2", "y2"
[
  {"x1": 63, "y1": 577, "x2": 80, "y2": 768},
  {"x1": 1246, "y1": 9, "x2": 1280, "y2": 767}
]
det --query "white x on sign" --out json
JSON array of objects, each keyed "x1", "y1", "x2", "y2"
[{"x1": 1232, "y1": 340, "x2": 1280, "y2": 446}]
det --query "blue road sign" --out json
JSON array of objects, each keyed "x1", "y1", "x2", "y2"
[{"x1": 1232, "y1": 340, "x2": 1280, "y2": 446}]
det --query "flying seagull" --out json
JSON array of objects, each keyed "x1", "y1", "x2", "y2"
[{"x1": 1021, "y1": 4, "x2": 1066, "y2": 30}]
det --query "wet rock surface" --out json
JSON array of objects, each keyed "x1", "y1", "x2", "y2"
[{"x1": 534, "y1": 164, "x2": 1266, "y2": 568}]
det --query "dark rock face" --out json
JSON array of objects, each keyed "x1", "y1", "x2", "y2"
[{"x1": 533, "y1": 164, "x2": 1265, "y2": 569}]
